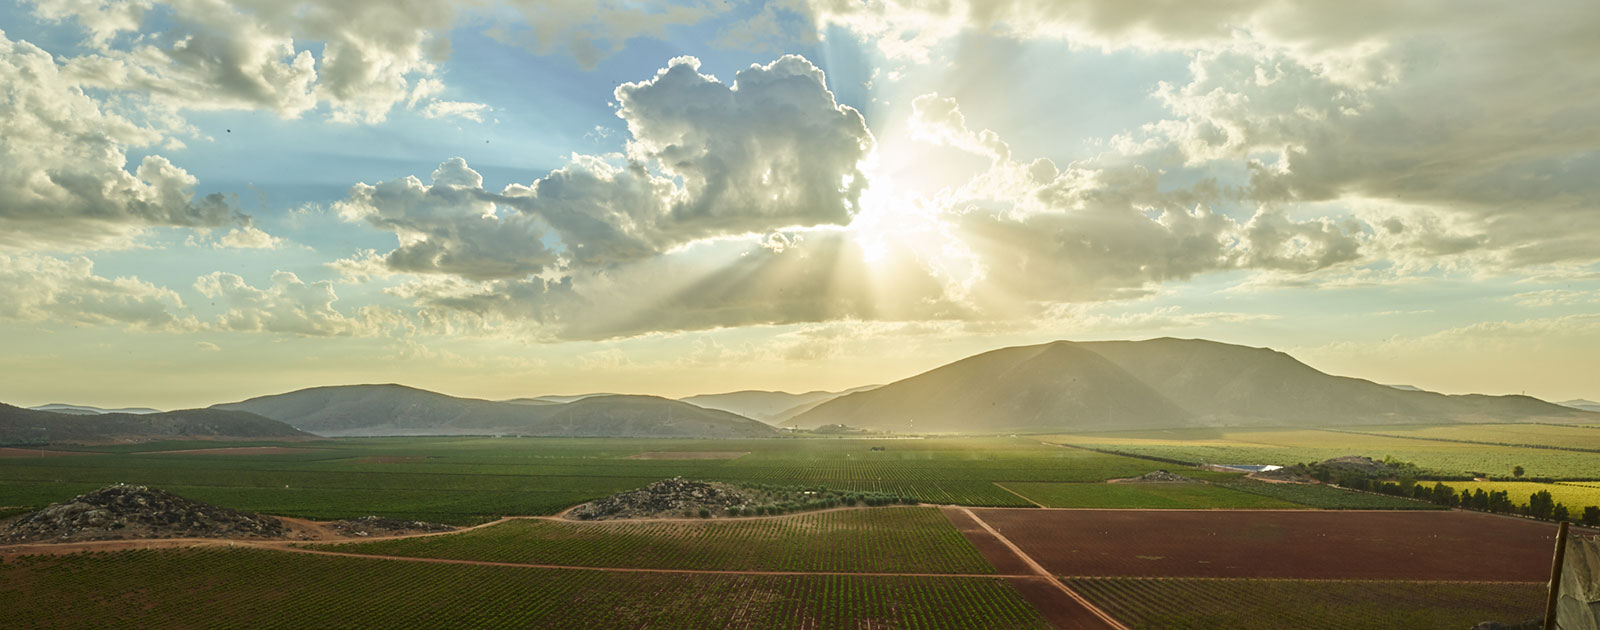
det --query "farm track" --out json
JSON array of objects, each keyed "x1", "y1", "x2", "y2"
[{"x1": 949, "y1": 506, "x2": 1130, "y2": 630}]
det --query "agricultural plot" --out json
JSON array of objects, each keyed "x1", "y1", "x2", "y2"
[
  {"x1": 973, "y1": 508, "x2": 1562, "y2": 580},
  {"x1": 1048, "y1": 428, "x2": 1600, "y2": 479},
  {"x1": 998, "y1": 482, "x2": 1305, "y2": 509},
  {"x1": 1451, "y1": 481, "x2": 1600, "y2": 513},
  {"x1": 319, "y1": 507, "x2": 996, "y2": 574},
  {"x1": 0, "y1": 436, "x2": 1173, "y2": 522},
  {"x1": 0, "y1": 548, "x2": 1050, "y2": 629},
  {"x1": 1068, "y1": 578, "x2": 1544, "y2": 630},
  {"x1": 1341, "y1": 423, "x2": 1600, "y2": 452},
  {"x1": 1210, "y1": 479, "x2": 1439, "y2": 509}
]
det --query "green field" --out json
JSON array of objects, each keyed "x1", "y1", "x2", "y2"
[
  {"x1": 1334, "y1": 423, "x2": 1600, "y2": 452},
  {"x1": 1067, "y1": 577, "x2": 1544, "y2": 630},
  {"x1": 1211, "y1": 479, "x2": 1440, "y2": 510},
  {"x1": 1048, "y1": 428, "x2": 1600, "y2": 479},
  {"x1": 317, "y1": 507, "x2": 994, "y2": 574},
  {"x1": 999, "y1": 482, "x2": 1305, "y2": 509},
  {"x1": 0, "y1": 436, "x2": 1185, "y2": 522},
  {"x1": 0, "y1": 549, "x2": 1049, "y2": 629}
]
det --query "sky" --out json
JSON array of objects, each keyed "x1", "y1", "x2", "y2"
[{"x1": 2, "y1": 0, "x2": 1598, "y2": 410}]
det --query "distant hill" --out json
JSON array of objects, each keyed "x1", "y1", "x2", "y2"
[
  {"x1": 0, "y1": 403, "x2": 312, "y2": 444},
  {"x1": 681, "y1": 386, "x2": 878, "y2": 424},
  {"x1": 29, "y1": 403, "x2": 163, "y2": 415},
  {"x1": 789, "y1": 338, "x2": 1595, "y2": 434},
  {"x1": 502, "y1": 394, "x2": 615, "y2": 406},
  {"x1": 1559, "y1": 399, "x2": 1600, "y2": 413},
  {"x1": 213, "y1": 384, "x2": 778, "y2": 438}
]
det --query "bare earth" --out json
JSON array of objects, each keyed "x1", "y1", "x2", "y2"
[
  {"x1": 0, "y1": 447, "x2": 95, "y2": 458},
  {"x1": 623, "y1": 451, "x2": 750, "y2": 460},
  {"x1": 134, "y1": 446, "x2": 323, "y2": 456}
]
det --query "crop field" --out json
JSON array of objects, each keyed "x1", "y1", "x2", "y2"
[
  {"x1": 1047, "y1": 428, "x2": 1600, "y2": 479},
  {"x1": 318, "y1": 507, "x2": 995, "y2": 574},
  {"x1": 0, "y1": 548, "x2": 1049, "y2": 629},
  {"x1": 0, "y1": 436, "x2": 1187, "y2": 522},
  {"x1": 1067, "y1": 578, "x2": 1544, "y2": 629},
  {"x1": 1336, "y1": 423, "x2": 1600, "y2": 452},
  {"x1": 1209, "y1": 479, "x2": 1439, "y2": 509},
  {"x1": 973, "y1": 508, "x2": 1562, "y2": 580},
  {"x1": 1450, "y1": 481, "x2": 1600, "y2": 512},
  {"x1": 998, "y1": 482, "x2": 1305, "y2": 509}
]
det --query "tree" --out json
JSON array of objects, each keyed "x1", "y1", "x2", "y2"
[
  {"x1": 1527, "y1": 490, "x2": 1555, "y2": 520},
  {"x1": 1513, "y1": 465, "x2": 1525, "y2": 478},
  {"x1": 1583, "y1": 506, "x2": 1600, "y2": 527},
  {"x1": 1553, "y1": 504, "x2": 1570, "y2": 522}
]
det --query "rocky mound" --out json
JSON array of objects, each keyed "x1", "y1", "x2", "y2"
[
  {"x1": 1316, "y1": 455, "x2": 1389, "y2": 475},
  {"x1": 567, "y1": 478, "x2": 916, "y2": 521},
  {"x1": 1122, "y1": 470, "x2": 1195, "y2": 483},
  {"x1": 0, "y1": 485, "x2": 285, "y2": 544},
  {"x1": 330, "y1": 516, "x2": 456, "y2": 537},
  {"x1": 568, "y1": 478, "x2": 759, "y2": 521}
]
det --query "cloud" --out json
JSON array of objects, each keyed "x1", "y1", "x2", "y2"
[
  {"x1": 0, "y1": 31, "x2": 237, "y2": 249},
  {"x1": 340, "y1": 54, "x2": 874, "y2": 283},
  {"x1": 0, "y1": 253, "x2": 194, "y2": 330},
  {"x1": 195, "y1": 270, "x2": 401, "y2": 337},
  {"x1": 491, "y1": 0, "x2": 726, "y2": 69}
]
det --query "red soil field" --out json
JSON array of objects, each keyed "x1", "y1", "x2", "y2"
[
  {"x1": 972, "y1": 508, "x2": 1573, "y2": 581},
  {"x1": 623, "y1": 451, "x2": 750, "y2": 460},
  {"x1": 136, "y1": 446, "x2": 321, "y2": 456},
  {"x1": 0, "y1": 447, "x2": 94, "y2": 457}
]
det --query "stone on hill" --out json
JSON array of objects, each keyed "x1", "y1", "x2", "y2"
[
  {"x1": 0, "y1": 485, "x2": 285, "y2": 544},
  {"x1": 567, "y1": 477, "x2": 760, "y2": 521}
]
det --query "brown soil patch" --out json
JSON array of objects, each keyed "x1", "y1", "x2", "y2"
[
  {"x1": 941, "y1": 506, "x2": 1033, "y2": 576},
  {"x1": 623, "y1": 451, "x2": 749, "y2": 460},
  {"x1": 973, "y1": 508, "x2": 1572, "y2": 581},
  {"x1": 135, "y1": 446, "x2": 320, "y2": 456},
  {"x1": 1007, "y1": 577, "x2": 1123, "y2": 629},
  {"x1": 353, "y1": 456, "x2": 427, "y2": 464},
  {"x1": 0, "y1": 447, "x2": 95, "y2": 457}
]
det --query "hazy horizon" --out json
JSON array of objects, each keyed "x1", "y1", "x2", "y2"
[{"x1": 3, "y1": 1, "x2": 1597, "y2": 410}]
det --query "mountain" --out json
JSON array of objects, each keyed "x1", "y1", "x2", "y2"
[
  {"x1": 503, "y1": 394, "x2": 615, "y2": 406},
  {"x1": 789, "y1": 338, "x2": 1595, "y2": 434},
  {"x1": 0, "y1": 403, "x2": 312, "y2": 444},
  {"x1": 680, "y1": 386, "x2": 878, "y2": 423},
  {"x1": 213, "y1": 384, "x2": 778, "y2": 438},
  {"x1": 1559, "y1": 399, "x2": 1600, "y2": 413},
  {"x1": 29, "y1": 403, "x2": 163, "y2": 415}
]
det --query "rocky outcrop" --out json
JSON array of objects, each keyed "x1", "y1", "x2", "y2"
[
  {"x1": 0, "y1": 485, "x2": 284, "y2": 544},
  {"x1": 330, "y1": 516, "x2": 455, "y2": 537}
]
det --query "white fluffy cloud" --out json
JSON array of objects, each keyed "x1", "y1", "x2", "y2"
[
  {"x1": 340, "y1": 55, "x2": 874, "y2": 283},
  {"x1": 0, "y1": 253, "x2": 194, "y2": 330},
  {"x1": 0, "y1": 31, "x2": 237, "y2": 249}
]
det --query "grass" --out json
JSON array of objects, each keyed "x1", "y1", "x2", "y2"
[
  {"x1": 1045, "y1": 428, "x2": 1600, "y2": 479},
  {"x1": 0, "y1": 548, "x2": 1050, "y2": 629},
  {"x1": 316, "y1": 506, "x2": 995, "y2": 574},
  {"x1": 1067, "y1": 577, "x2": 1544, "y2": 630},
  {"x1": 999, "y1": 482, "x2": 1305, "y2": 509}
]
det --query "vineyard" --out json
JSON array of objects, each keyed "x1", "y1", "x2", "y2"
[
  {"x1": 1450, "y1": 481, "x2": 1600, "y2": 513},
  {"x1": 1066, "y1": 578, "x2": 1544, "y2": 629},
  {"x1": 1047, "y1": 428, "x2": 1600, "y2": 479},
  {"x1": 317, "y1": 507, "x2": 996, "y2": 574},
  {"x1": 1339, "y1": 423, "x2": 1600, "y2": 452},
  {"x1": 997, "y1": 482, "x2": 1304, "y2": 509},
  {"x1": 973, "y1": 508, "x2": 1560, "y2": 580},
  {"x1": 1209, "y1": 478, "x2": 1438, "y2": 509},
  {"x1": 0, "y1": 436, "x2": 1178, "y2": 522},
  {"x1": 0, "y1": 548, "x2": 1050, "y2": 629}
]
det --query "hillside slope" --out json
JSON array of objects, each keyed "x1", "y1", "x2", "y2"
[
  {"x1": 0, "y1": 404, "x2": 312, "y2": 444},
  {"x1": 214, "y1": 385, "x2": 778, "y2": 438},
  {"x1": 680, "y1": 386, "x2": 878, "y2": 423},
  {"x1": 790, "y1": 338, "x2": 1593, "y2": 433}
]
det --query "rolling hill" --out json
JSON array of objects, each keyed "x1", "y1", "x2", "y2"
[
  {"x1": 680, "y1": 386, "x2": 878, "y2": 423},
  {"x1": 0, "y1": 404, "x2": 313, "y2": 444},
  {"x1": 789, "y1": 338, "x2": 1595, "y2": 433},
  {"x1": 213, "y1": 384, "x2": 779, "y2": 438},
  {"x1": 28, "y1": 403, "x2": 163, "y2": 415}
]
